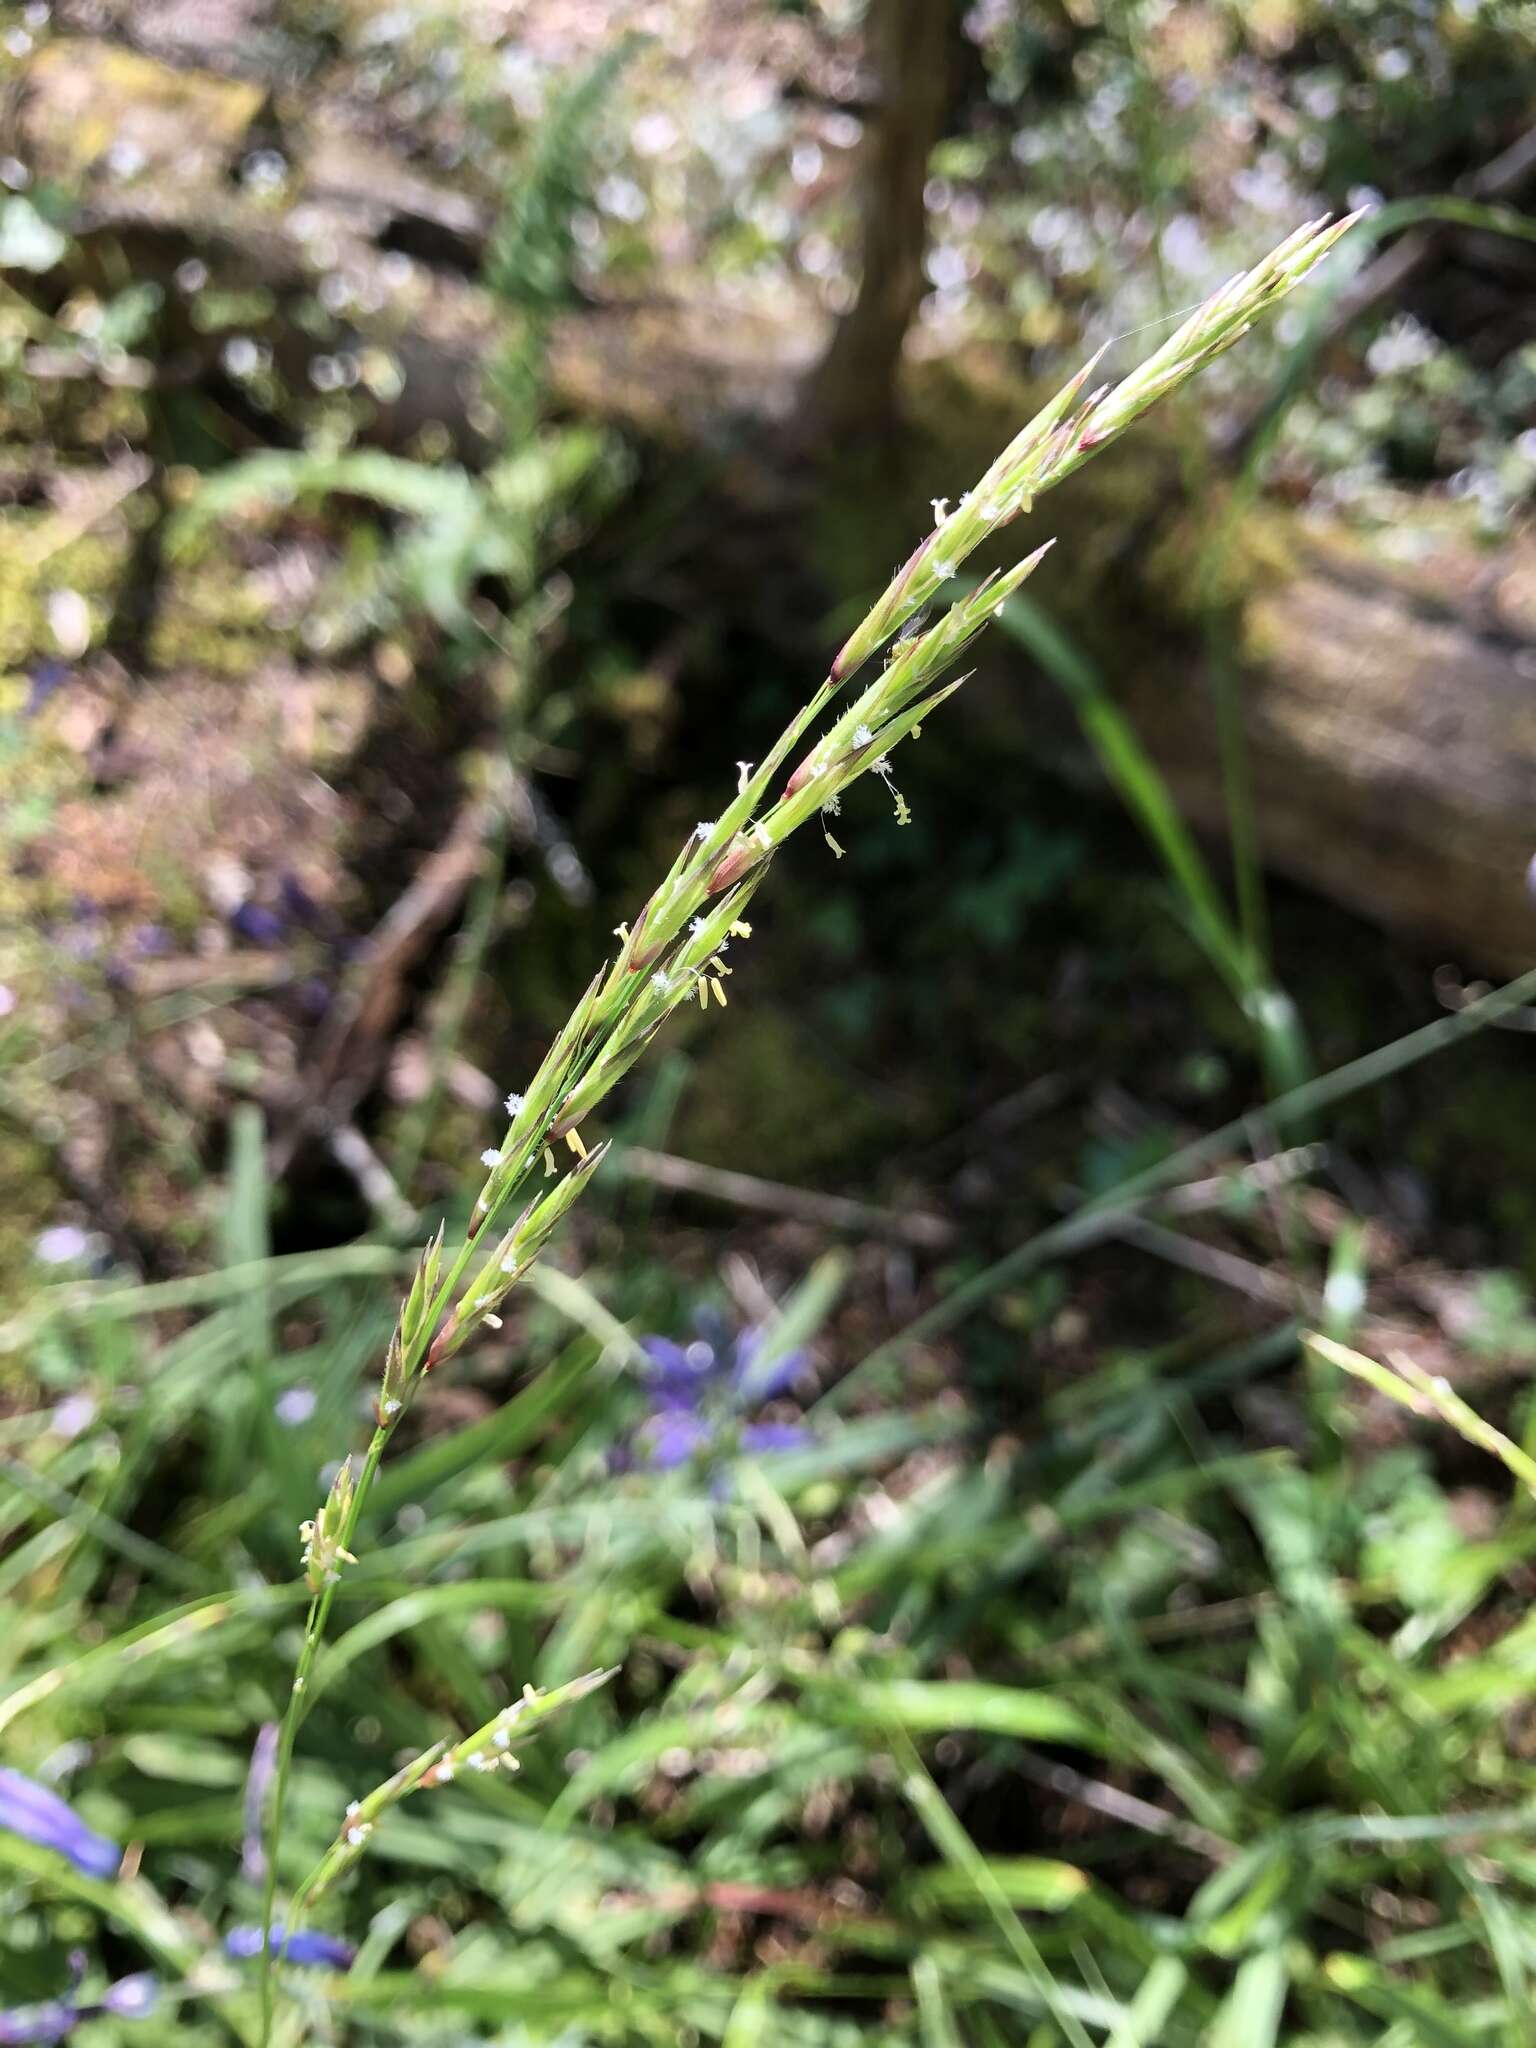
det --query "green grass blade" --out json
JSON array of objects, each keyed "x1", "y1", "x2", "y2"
[{"x1": 1207, "y1": 1949, "x2": 1288, "y2": 2048}]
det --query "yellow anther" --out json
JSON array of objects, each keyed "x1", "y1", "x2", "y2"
[{"x1": 564, "y1": 1128, "x2": 589, "y2": 1160}]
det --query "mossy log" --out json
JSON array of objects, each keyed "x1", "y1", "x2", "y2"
[{"x1": 1137, "y1": 510, "x2": 1536, "y2": 974}]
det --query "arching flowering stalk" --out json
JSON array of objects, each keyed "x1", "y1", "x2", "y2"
[
  {"x1": 259, "y1": 213, "x2": 1358, "y2": 2032},
  {"x1": 264, "y1": 1669, "x2": 614, "y2": 1969},
  {"x1": 298, "y1": 1456, "x2": 358, "y2": 1594}
]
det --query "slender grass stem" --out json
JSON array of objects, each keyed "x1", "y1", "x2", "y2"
[
  {"x1": 257, "y1": 1419, "x2": 392, "y2": 2041},
  {"x1": 252, "y1": 216, "x2": 1359, "y2": 2038}
]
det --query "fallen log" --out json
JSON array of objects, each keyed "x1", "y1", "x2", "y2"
[{"x1": 1148, "y1": 509, "x2": 1536, "y2": 974}]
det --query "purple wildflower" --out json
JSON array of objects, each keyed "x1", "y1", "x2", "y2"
[
  {"x1": 23, "y1": 662, "x2": 69, "y2": 719},
  {"x1": 740, "y1": 1423, "x2": 811, "y2": 1455},
  {"x1": 625, "y1": 1309, "x2": 811, "y2": 1472},
  {"x1": 0, "y1": 1770, "x2": 120, "y2": 1880},
  {"x1": 100, "y1": 1978, "x2": 158, "y2": 2021},
  {"x1": 229, "y1": 902, "x2": 286, "y2": 946},
  {"x1": 0, "y1": 1972, "x2": 156, "y2": 2044},
  {"x1": 0, "y1": 1997, "x2": 75, "y2": 2045},
  {"x1": 279, "y1": 874, "x2": 325, "y2": 928},
  {"x1": 225, "y1": 1925, "x2": 356, "y2": 1970},
  {"x1": 240, "y1": 1723, "x2": 279, "y2": 1883},
  {"x1": 641, "y1": 1408, "x2": 714, "y2": 1470}
]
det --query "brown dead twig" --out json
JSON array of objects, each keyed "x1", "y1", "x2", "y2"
[
  {"x1": 614, "y1": 1144, "x2": 956, "y2": 1249},
  {"x1": 264, "y1": 788, "x2": 518, "y2": 1180}
]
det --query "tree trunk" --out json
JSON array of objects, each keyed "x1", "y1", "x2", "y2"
[{"x1": 798, "y1": 0, "x2": 956, "y2": 443}]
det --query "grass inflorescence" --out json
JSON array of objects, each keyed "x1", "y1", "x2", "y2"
[
  {"x1": 251, "y1": 216, "x2": 1361, "y2": 2013},
  {"x1": 29, "y1": 213, "x2": 1536, "y2": 2047}
]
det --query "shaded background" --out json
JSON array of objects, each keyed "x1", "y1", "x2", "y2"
[{"x1": 5, "y1": 2, "x2": 1536, "y2": 2042}]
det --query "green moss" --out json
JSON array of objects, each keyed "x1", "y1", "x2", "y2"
[
  {"x1": 147, "y1": 531, "x2": 288, "y2": 677},
  {"x1": 672, "y1": 1006, "x2": 889, "y2": 1184},
  {"x1": 0, "y1": 522, "x2": 132, "y2": 672},
  {"x1": 0, "y1": 1122, "x2": 59, "y2": 1328},
  {"x1": 1402, "y1": 1062, "x2": 1536, "y2": 1267}
]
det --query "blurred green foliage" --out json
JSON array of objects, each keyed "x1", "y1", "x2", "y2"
[{"x1": 11, "y1": 1218, "x2": 1536, "y2": 2042}]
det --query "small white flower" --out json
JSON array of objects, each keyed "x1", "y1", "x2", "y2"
[
  {"x1": 382, "y1": 1397, "x2": 401, "y2": 1417},
  {"x1": 931, "y1": 496, "x2": 950, "y2": 523},
  {"x1": 853, "y1": 724, "x2": 873, "y2": 746},
  {"x1": 979, "y1": 500, "x2": 1001, "y2": 521},
  {"x1": 345, "y1": 1822, "x2": 371, "y2": 1846},
  {"x1": 651, "y1": 971, "x2": 672, "y2": 995},
  {"x1": 694, "y1": 820, "x2": 714, "y2": 841},
  {"x1": 436, "y1": 1759, "x2": 455, "y2": 1783},
  {"x1": 493, "y1": 1726, "x2": 512, "y2": 1749},
  {"x1": 51, "y1": 1395, "x2": 95, "y2": 1439},
  {"x1": 480, "y1": 1148, "x2": 502, "y2": 1169},
  {"x1": 222, "y1": 335, "x2": 261, "y2": 380},
  {"x1": 931, "y1": 558, "x2": 957, "y2": 581},
  {"x1": 499, "y1": 1255, "x2": 518, "y2": 1275},
  {"x1": 468, "y1": 1751, "x2": 494, "y2": 1772},
  {"x1": 504, "y1": 1091, "x2": 525, "y2": 1117},
  {"x1": 874, "y1": 755, "x2": 891, "y2": 774},
  {"x1": 35, "y1": 1224, "x2": 91, "y2": 1266},
  {"x1": 345, "y1": 1801, "x2": 360, "y2": 1817},
  {"x1": 48, "y1": 589, "x2": 91, "y2": 660},
  {"x1": 1323, "y1": 1271, "x2": 1366, "y2": 1318},
  {"x1": 275, "y1": 1385, "x2": 316, "y2": 1427},
  {"x1": 474, "y1": 1295, "x2": 493, "y2": 1309},
  {"x1": 736, "y1": 760, "x2": 754, "y2": 792}
]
